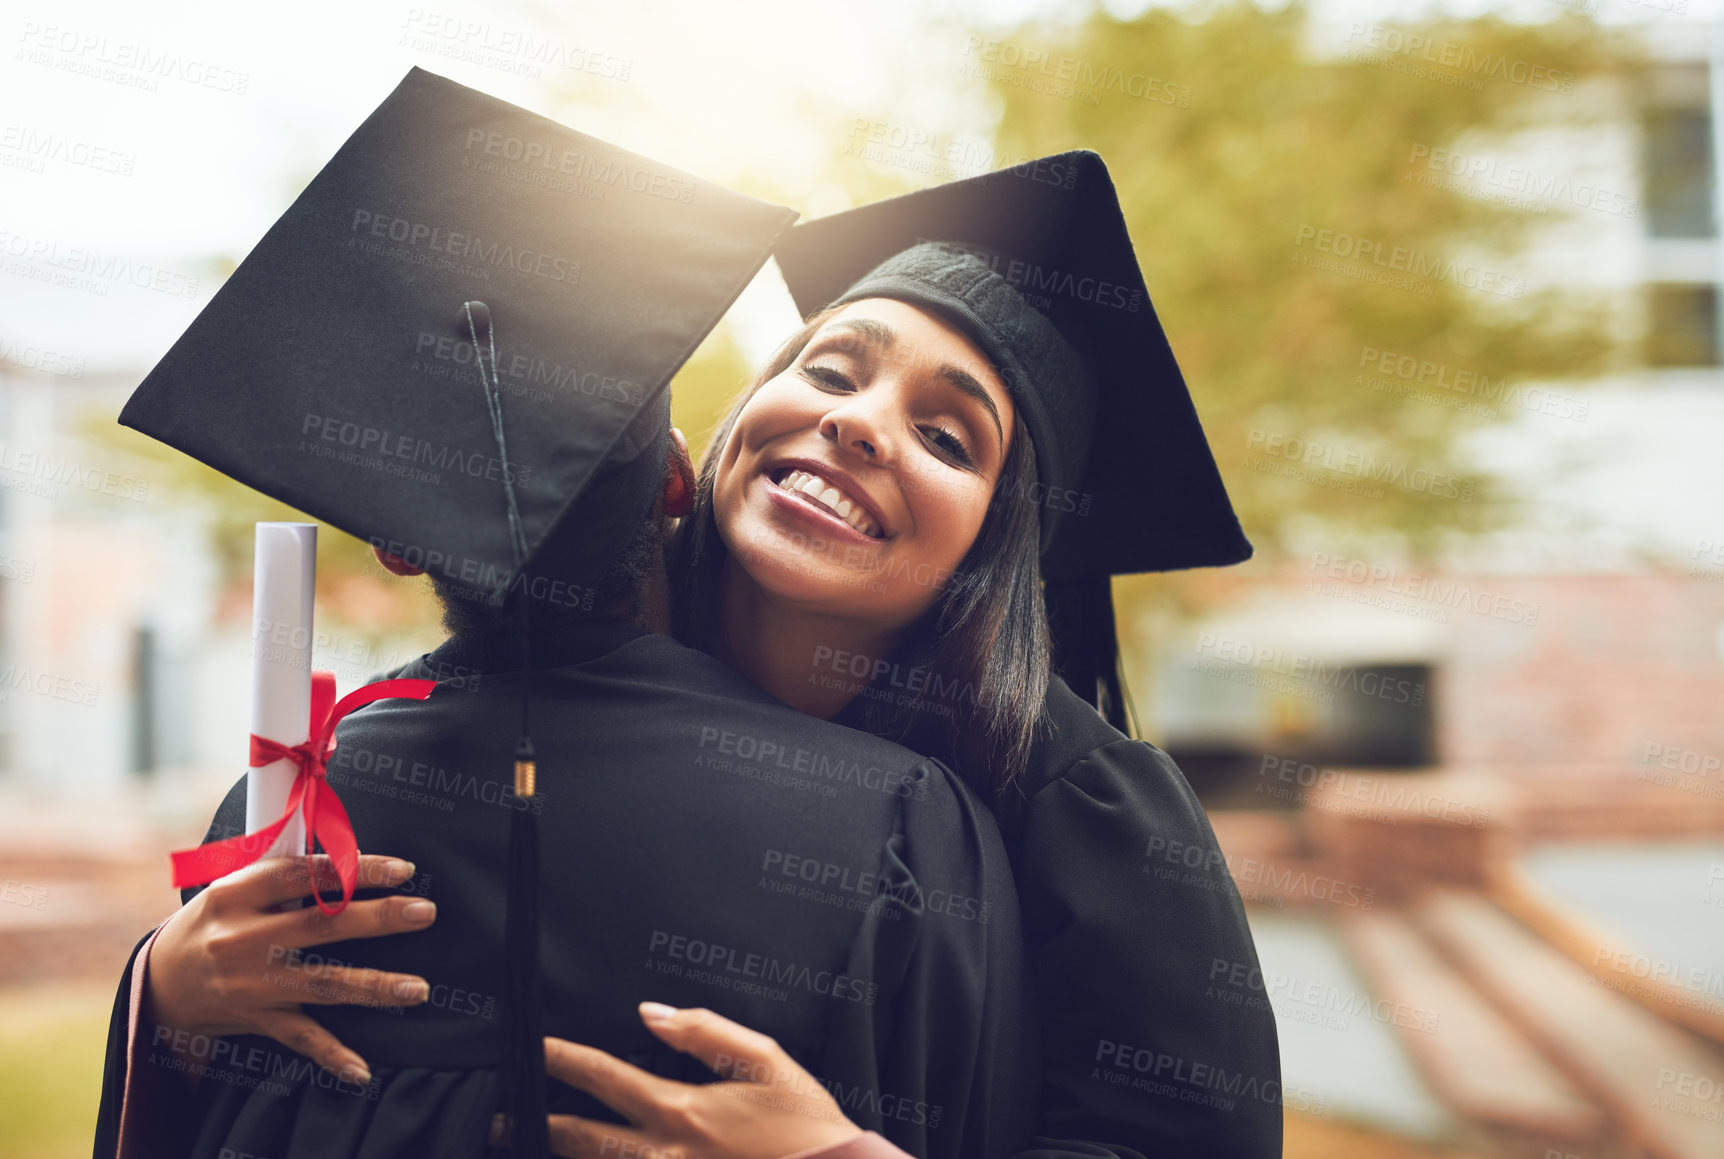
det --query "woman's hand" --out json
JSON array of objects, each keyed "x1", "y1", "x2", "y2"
[
  {"x1": 145, "y1": 853, "x2": 437, "y2": 1083},
  {"x1": 508, "y1": 1001, "x2": 864, "y2": 1159}
]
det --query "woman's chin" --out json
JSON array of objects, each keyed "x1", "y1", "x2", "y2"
[{"x1": 734, "y1": 540, "x2": 882, "y2": 608}]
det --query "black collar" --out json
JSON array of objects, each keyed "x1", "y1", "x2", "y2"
[{"x1": 416, "y1": 618, "x2": 651, "y2": 677}]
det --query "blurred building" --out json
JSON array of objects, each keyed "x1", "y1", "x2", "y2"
[{"x1": 1148, "y1": 22, "x2": 1724, "y2": 1158}]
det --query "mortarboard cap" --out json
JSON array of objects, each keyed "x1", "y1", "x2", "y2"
[
  {"x1": 774, "y1": 151, "x2": 1250, "y2": 727},
  {"x1": 122, "y1": 66, "x2": 794, "y2": 601},
  {"x1": 119, "y1": 66, "x2": 796, "y2": 1159}
]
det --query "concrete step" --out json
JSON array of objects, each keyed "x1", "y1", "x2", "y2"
[
  {"x1": 1416, "y1": 890, "x2": 1724, "y2": 1159},
  {"x1": 1338, "y1": 909, "x2": 1605, "y2": 1149}
]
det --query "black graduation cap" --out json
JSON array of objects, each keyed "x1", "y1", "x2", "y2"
[
  {"x1": 123, "y1": 65, "x2": 794, "y2": 602},
  {"x1": 119, "y1": 66, "x2": 795, "y2": 1158},
  {"x1": 774, "y1": 151, "x2": 1251, "y2": 730}
]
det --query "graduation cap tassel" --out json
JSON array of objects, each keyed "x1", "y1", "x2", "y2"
[
  {"x1": 1047, "y1": 576, "x2": 1134, "y2": 738},
  {"x1": 464, "y1": 301, "x2": 549, "y2": 1159}
]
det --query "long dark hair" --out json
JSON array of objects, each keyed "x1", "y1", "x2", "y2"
[{"x1": 668, "y1": 306, "x2": 1051, "y2": 803}]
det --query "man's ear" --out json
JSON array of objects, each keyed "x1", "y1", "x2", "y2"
[
  {"x1": 663, "y1": 427, "x2": 695, "y2": 518},
  {"x1": 373, "y1": 545, "x2": 426, "y2": 577}
]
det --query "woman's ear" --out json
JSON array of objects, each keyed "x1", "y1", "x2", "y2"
[
  {"x1": 372, "y1": 546, "x2": 426, "y2": 577},
  {"x1": 663, "y1": 428, "x2": 695, "y2": 518}
]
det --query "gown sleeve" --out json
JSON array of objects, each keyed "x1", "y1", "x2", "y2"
[{"x1": 999, "y1": 679, "x2": 1284, "y2": 1159}]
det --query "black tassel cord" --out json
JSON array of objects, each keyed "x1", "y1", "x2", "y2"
[{"x1": 464, "y1": 300, "x2": 548, "y2": 1159}]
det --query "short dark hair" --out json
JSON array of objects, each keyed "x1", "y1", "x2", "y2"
[
  {"x1": 433, "y1": 494, "x2": 665, "y2": 636},
  {"x1": 668, "y1": 306, "x2": 1051, "y2": 803}
]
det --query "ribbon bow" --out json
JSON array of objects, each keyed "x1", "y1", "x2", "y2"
[{"x1": 170, "y1": 670, "x2": 437, "y2": 913}]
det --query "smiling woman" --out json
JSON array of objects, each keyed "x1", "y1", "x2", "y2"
[{"x1": 676, "y1": 293, "x2": 1049, "y2": 798}]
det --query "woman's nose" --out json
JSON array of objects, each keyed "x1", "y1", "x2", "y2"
[{"x1": 819, "y1": 394, "x2": 896, "y2": 464}]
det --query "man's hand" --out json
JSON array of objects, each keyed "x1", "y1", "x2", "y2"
[
  {"x1": 145, "y1": 853, "x2": 436, "y2": 1083},
  {"x1": 495, "y1": 1002, "x2": 864, "y2": 1159}
]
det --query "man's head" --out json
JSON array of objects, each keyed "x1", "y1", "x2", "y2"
[{"x1": 374, "y1": 428, "x2": 696, "y2": 636}]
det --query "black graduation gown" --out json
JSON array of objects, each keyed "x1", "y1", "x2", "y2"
[
  {"x1": 93, "y1": 621, "x2": 1040, "y2": 1159},
  {"x1": 838, "y1": 676, "x2": 1284, "y2": 1159}
]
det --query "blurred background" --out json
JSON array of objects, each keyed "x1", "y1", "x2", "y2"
[{"x1": 3, "y1": 0, "x2": 1722, "y2": 1156}]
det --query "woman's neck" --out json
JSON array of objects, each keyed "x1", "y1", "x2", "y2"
[{"x1": 714, "y1": 556, "x2": 901, "y2": 720}]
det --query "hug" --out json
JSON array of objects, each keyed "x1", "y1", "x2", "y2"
[{"x1": 93, "y1": 68, "x2": 1278, "y2": 1159}]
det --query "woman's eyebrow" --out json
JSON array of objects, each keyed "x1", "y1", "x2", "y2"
[
  {"x1": 823, "y1": 317, "x2": 896, "y2": 353},
  {"x1": 820, "y1": 317, "x2": 1003, "y2": 451},
  {"x1": 937, "y1": 365, "x2": 1004, "y2": 452}
]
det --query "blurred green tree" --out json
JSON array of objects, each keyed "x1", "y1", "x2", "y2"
[{"x1": 958, "y1": 1, "x2": 1635, "y2": 705}]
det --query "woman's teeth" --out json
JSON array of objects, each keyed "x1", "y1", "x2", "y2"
[{"x1": 775, "y1": 469, "x2": 881, "y2": 537}]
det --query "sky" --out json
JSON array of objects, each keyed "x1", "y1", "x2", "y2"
[{"x1": 4, "y1": 0, "x2": 1719, "y2": 372}]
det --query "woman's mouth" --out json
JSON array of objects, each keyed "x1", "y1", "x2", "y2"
[{"x1": 768, "y1": 467, "x2": 884, "y2": 538}]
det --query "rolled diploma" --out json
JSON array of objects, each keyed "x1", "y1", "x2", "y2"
[{"x1": 247, "y1": 522, "x2": 317, "y2": 859}]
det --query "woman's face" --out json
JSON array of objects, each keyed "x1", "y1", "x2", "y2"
[{"x1": 712, "y1": 298, "x2": 1017, "y2": 632}]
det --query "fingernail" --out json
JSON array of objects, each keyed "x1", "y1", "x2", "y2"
[
  {"x1": 389, "y1": 860, "x2": 416, "y2": 882},
  {"x1": 403, "y1": 900, "x2": 436, "y2": 923},
  {"x1": 395, "y1": 978, "x2": 430, "y2": 1002},
  {"x1": 639, "y1": 1001, "x2": 678, "y2": 1022},
  {"x1": 346, "y1": 1062, "x2": 372, "y2": 1086}
]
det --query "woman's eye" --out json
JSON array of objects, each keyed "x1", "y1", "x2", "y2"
[
  {"x1": 800, "y1": 364, "x2": 854, "y2": 391},
  {"x1": 921, "y1": 425, "x2": 972, "y2": 466}
]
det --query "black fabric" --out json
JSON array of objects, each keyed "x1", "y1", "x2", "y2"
[
  {"x1": 109, "y1": 623, "x2": 1042, "y2": 1159},
  {"x1": 1011, "y1": 679, "x2": 1281, "y2": 1159},
  {"x1": 774, "y1": 151, "x2": 1251, "y2": 582},
  {"x1": 118, "y1": 66, "x2": 794, "y2": 599},
  {"x1": 835, "y1": 677, "x2": 1283, "y2": 1159}
]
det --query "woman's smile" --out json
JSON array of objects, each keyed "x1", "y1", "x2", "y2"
[
  {"x1": 713, "y1": 298, "x2": 1014, "y2": 622},
  {"x1": 765, "y1": 462, "x2": 890, "y2": 539}
]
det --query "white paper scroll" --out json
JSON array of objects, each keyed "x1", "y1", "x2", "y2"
[{"x1": 247, "y1": 521, "x2": 316, "y2": 858}]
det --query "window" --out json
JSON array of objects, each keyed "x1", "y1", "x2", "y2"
[
  {"x1": 1647, "y1": 283, "x2": 1721, "y2": 367},
  {"x1": 1643, "y1": 106, "x2": 1714, "y2": 238}
]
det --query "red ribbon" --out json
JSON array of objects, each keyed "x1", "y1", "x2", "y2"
[{"x1": 169, "y1": 670, "x2": 438, "y2": 914}]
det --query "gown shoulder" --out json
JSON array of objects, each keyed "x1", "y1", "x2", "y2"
[{"x1": 1002, "y1": 676, "x2": 1283, "y2": 1159}]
